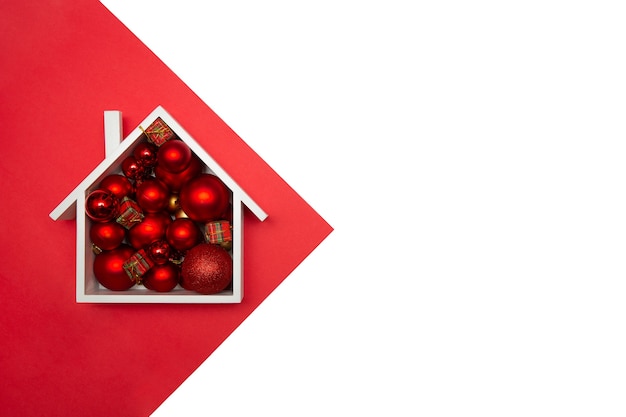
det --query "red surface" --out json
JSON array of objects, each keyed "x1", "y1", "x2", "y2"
[{"x1": 0, "y1": 2, "x2": 332, "y2": 416}]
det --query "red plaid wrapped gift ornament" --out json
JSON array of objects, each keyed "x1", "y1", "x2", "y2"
[
  {"x1": 115, "y1": 197, "x2": 144, "y2": 229},
  {"x1": 123, "y1": 249, "x2": 155, "y2": 284},
  {"x1": 204, "y1": 220, "x2": 232, "y2": 250},
  {"x1": 141, "y1": 117, "x2": 176, "y2": 147}
]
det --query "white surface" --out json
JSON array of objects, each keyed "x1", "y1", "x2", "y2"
[{"x1": 100, "y1": 1, "x2": 626, "y2": 415}]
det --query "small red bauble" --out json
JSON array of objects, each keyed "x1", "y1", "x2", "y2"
[
  {"x1": 90, "y1": 221, "x2": 126, "y2": 250},
  {"x1": 133, "y1": 141, "x2": 158, "y2": 168},
  {"x1": 180, "y1": 243, "x2": 232, "y2": 295},
  {"x1": 143, "y1": 262, "x2": 179, "y2": 292},
  {"x1": 179, "y1": 174, "x2": 230, "y2": 223},
  {"x1": 121, "y1": 155, "x2": 146, "y2": 180},
  {"x1": 85, "y1": 189, "x2": 119, "y2": 222},
  {"x1": 155, "y1": 154, "x2": 202, "y2": 192},
  {"x1": 157, "y1": 139, "x2": 192, "y2": 173},
  {"x1": 99, "y1": 174, "x2": 133, "y2": 200},
  {"x1": 93, "y1": 244, "x2": 136, "y2": 291},
  {"x1": 127, "y1": 212, "x2": 172, "y2": 249},
  {"x1": 166, "y1": 218, "x2": 201, "y2": 252},
  {"x1": 135, "y1": 178, "x2": 169, "y2": 213},
  {"x1": 147, "y1": 240, "x2": 172, "y2": 265}
]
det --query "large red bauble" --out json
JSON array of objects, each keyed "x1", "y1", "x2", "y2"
[
  {"x1": 85, "y1": 189, "x2": 119, "y2": 222},
  {"x1": 127, "y1": 212, "x2": 172, "y2": 249},
  {"x1": 93, "y1": 244, "x2": 136, "y2": 291},
  {"x1": 157, "y1": 140, "x2": 192, "y2": 173},
  {"x1": 90, "y1": 221, "x2": 126, "y2": 250},
  {"x1": 179, "y1": 174, "x2": 230, "y2": 223},
  {"x1": 135, "y1": 178, "x2": 169, "y2": 213},
  {"x1": 166, "y1": 218, "x2": 201, "y2": 252},
  {"x1": 99, "y1": 174, "x2": 133, "y2": 200},
  {"x1": 180, "y1": 243, "x2": 232, "y2": 295},
  {"x1": 154, "y1": 154, "x2": 202, "y2": 192},
  {"x1": 143, "y1": 262, "x2": 179, "y2": 292}
]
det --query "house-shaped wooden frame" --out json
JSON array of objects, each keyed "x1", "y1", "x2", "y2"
[{"x1": 49, "y1": 106, "x2": 267, "y2": 303}]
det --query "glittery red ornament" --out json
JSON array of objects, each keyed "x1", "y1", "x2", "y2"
[
  {"x1": 100, "y1": 174, "x2": 133, "y2": 200},
  {"x1": 143, "y1": 262, "x2": 179, "y2": 292},
  {"x1": 133, "y1": 141, "x2": 158, "y2": 168},
  {"x1": 154, "y1": 154, "x2": 202, "y2": 192},
  {"x1": 166, "y1": 218, "x2": 201, "y2": 252},
  {"x1": 90, "y1": 221, "x2": 126, "y2": 250},
  {"x1": 147, "y1": 240, "x2": 172, "y2": 265},
  {"x1": 157, "y1": 139, "x2": 192, "y2": 173},
  {"x1": 85, "y1": 189, "x2": 119, "y2": 222},
  {"x1": 135, "y1": 178, "x2": 169, "y2": 213},
  {"x1": 179, "y1": 174, "x2": 230, "y2": 223},
  {"x1": 127, "y1": 212, "x2": 172, "y2": 250},
  {"x1": 93, "y1": 244, "x2": 136, "y2": 291},
  {"x1": 180, "y1": 243, "x2": 232, "y2": 295},
  {"x1": 121, "y1": 155, "x2": 146, "y2": 180}
]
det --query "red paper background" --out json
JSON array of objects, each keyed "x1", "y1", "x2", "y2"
[{"x1": 0, "y1": 2, "x2": 332, "y2": 416}]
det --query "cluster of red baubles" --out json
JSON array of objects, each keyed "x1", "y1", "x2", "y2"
[{"x1": 85, "y1": 135, "x2": 233, "y2": 295}]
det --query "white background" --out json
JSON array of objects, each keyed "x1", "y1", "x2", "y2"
[{"x1": 100, "y1": 2, "x2": 626, "y2": 415}]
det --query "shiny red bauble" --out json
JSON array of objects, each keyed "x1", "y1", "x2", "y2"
[
  {"x1": 180, "y1": 243, "x2": 232, "y2": 294},
  {"x1": 93, "y1": 244, "x2": 136, "y2": 291},
  {"x1": 155, "y1": 154, "x2": 202, "y2": 192},
  {"x1": 99, "y1": 174, "x2": 133, "y2": 200},
  {"x1": 90, "y1": 221, "x2": 126, "y2": 250},
  {"x1": 127, "y1": 212, "x2": 172, "y2": 250},
  {"x1": 179, "y1": 174, "x2": 230, "y2": 223},
  {"x1": 133, "y1": 141, "x2": 158, "y2": 168},
  {"x1": 147, "y1": 240, "x2": 172, "y2": 265},
  {"x1": 135, "y1": 178, "x2": 169, "y2": 213},
  {"x1": 157, "y1": 139, "x2": 192, "y2": 173},
  {"x1": 143, "y1": 262, "x2": 179, "y2": 292},
  {"x1": 166, "y1": 218, "x2": 201, "y2": 252},
  {"x1": 121, "y1": 155, "x2": 146, "y2": 180},
  {"x1": 85, "y1": 189, "x2": 119, "y2": 222}
]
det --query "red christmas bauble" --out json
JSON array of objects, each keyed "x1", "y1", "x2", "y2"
[
  {"x1": 154, "y1": 154, "x2": 202, "y2": 192},
  {"x1": 85, "y1": 189, "x2": 119, "y2": 222},
  {"x1": 166, "y1": 218, "x2": 201, "y2": 252},
  {"x1": 90, "y1": 221, "x2": 126, "y2": 250},
  {"x1": 121, "y1": 155, "x2": 146, "y2": 180},
  {"x1": 147, "y1": 240, "x2": 171, "y2": 265},
  {"x1": 127, "y1": 212, "x2": 172, "y2": 249},
  {"x1": 180, "y1": 243, "x2": 232, "y2": 294},
  {"x1": 179, "y1": 174, "x2": 230, "y2": 223},
  {"x1": 100, "y1": 174, "x2": 133, "y2": 200},
  {"x1": 93, "y1": 244, "x2": 136, "y2": 291},
  {"x1": 135, "y1": 178, "x2": 169, "y2": 213},
  {"x1": 143, "y1": 262, "x2": 179, "y2": 292},
  {"x1": 133, "y1": 141, "x2": 158, "y2": 168},
  {"x1": 157, "y1": 139, "x2": 192, "y2": 173}
]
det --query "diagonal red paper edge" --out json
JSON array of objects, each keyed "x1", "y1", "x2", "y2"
[{"x1": 0, "y1": 2, "x2": 332, "y2": 416}]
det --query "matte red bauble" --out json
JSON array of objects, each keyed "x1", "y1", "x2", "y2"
[
  {"x1": 143, "y1": 262, "x2": 179, "y2": 292},
  {"x1": 100, "y1": 174, "x2": 133, "y2": 200},
  {"x1": 155, "y1": 154, "x2": 202, "y2": 192},
  {"x1": 157, "y1": 139, "x2": 192, "y2": 173},
  {"x1": 85, "y1": 189, "x2": 119, "y2": 222},
  {"x1": 90, "y1": 221, "x2": 126, "y2": 250},
  {"x1": 93, "y1": 244, "x2": 136, "y2": 291},
  {"x1": 121, "y1": 155, "x2": 146, "y2": 180},
  {"x1": 179, "y1": 174, "x2": 230, "y2": 223},
  {"x1": 127, "y1": 212, "x2": 172, "y2": 249},
  {"x1": 166, "y1": 218, "x2": 201, "y2": 252},
  {"x1": 135, "y1": 178, "x2": 169, "y2": 213},
  {"x1": 147, "y1": 240, "x2": 171, "y2": 265},
  {"x1": 181, "y1": 243, "x2": 232, "y2": 294},
  {"x1": 133, "y1": 141, "x2": 158, "y2": 168}
]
